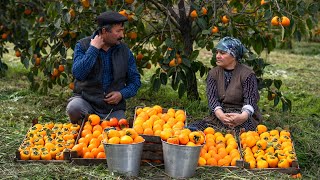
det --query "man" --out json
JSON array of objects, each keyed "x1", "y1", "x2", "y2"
[{"x1": 66, "y1": 11, "x2": 141, "y2": 124}]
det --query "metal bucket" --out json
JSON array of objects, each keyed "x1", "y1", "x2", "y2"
[
  {"x1": 162, "y1": 140, "x2": 203, "y2": 178},
  {"x1": 103, "y1": 140, "x2": 145, "y2": 177}
]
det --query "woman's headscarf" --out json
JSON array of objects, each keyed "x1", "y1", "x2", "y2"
[{"x1": 215, "y1": 36, "x2": 248, "y2": 62}]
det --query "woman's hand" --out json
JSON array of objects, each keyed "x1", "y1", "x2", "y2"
[
  {"x1": 214, "y1": 109, "x2": 234, "y2": 127},
  {"x1": 225, "y1": 112, "x2": 249, "y2": 128}
]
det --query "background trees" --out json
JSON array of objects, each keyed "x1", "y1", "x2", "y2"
[{"x1": 0, "y1": 0, "x2": 319, "y2": 110}]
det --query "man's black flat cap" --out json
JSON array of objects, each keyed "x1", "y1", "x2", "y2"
[{"x1": 96, "y1": 11, "x2": 128, "y2": 27}]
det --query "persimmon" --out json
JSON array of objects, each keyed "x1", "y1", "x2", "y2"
[
  {"x1": 58, "y1": 65, "x2": 64, "y2": 72},
  {"x1": 128, "y1": 32, "x2": 137, "y2": 40},
  {"x1": 167, "y1": 136, "x2": 179, "y2": 145},
  {"x1": 211, "y1": 26, "x2": 219, "y2": 34},
  {"x1": 20, "y1": 150, "x2": 30, "y2": 160},
  {"x1": 109, "y1": 117, "x2": 119, "y2": 127},
  {"x1": 133, "y1": 135, "x2": 144, "y2": 143},
  {"x1": 190, "y1": 10, "x2": 198, "y2": 18},
  {"x1": 271, "y1": 16, "x2": 280, "y2": 26},
  {"x1": 88, "y1": 114, "x2": 100, "y2": 126},
  {"x1": 100, "y1": 120, "x2": 110, "y2": 129},
  {"x1": 92, "y1": 130, "x2": 102, "y2": 139},
  {"x1": 221, "y1": 15, "x2": 229, "y2": 24},
  {"x1": 120, "y1": 135, "x2": 133, "y2": 144},
  {"x1": 280, "y1": 130, "x2": 290, "y2": 137},
  {"x1": 118, "y1": 119, "x2": 129, "y2": 129},
  {"x1": 135, "y1": 53, "x2": 144, "y2": 61},
  {"x1": 81, "y1": 129, "x2": 92, "y2": 138},
  {"x1": 91, "y1": 147, "x2": 101, "y2": 158},
  {"x1": 30, "y1": 150, "x2": 41, "y2": 160},
  {"x1": 1, "y1": 33, "x2": 8, "y2": 40},
  {"x1": 24, "y1": 9, "x2": 32, "y2": 15},
  {"x1": 69, "y1": 82, "x2": 74, "y2": 90},
  {"x1": 178, "y1": 133, "x2": 189, "y2": 145},
  {"x1": 96, "y1": 152, "x2": 106, "y2": 159},
  {"x1": 55, "y1": 152, "x2": 64, "y2": 160},
  {"x1": 256, "y1": 124, "x2": 267, "y2": 134},
  {"x1": 15, "y1": 50, "x2": 21, "y2": 57},
  {"x1": 281, "y1": 16, "x2": 290, "y2": 27},
  {"x1": 41, "y1": 151, "x2": 52, "y2": 160},
  {"x1": 49, "y1": 148, "x2": 59, "y2": 159},
  {"x1": 71, "y1": 144, "x2": 83, "y2": 157},
  {"x1": 198, "y1": 157, "x2": 206, "y2": 166},
  {"x1": 256, "y1": 159, "x2": 268, "y2": 168},
  {"x1": 143, "y1": 128, "x2": 154, "y2": 135},
  {"x1": 125, "y1": 128, "x2": 138, "y2": 139},
  {"x1": 278, "y1": 159, "x2": 290, "y2": 168},
  {"x1": 108, "y1": 136, "x2": 120, "y2": 144},
  {"x1": 256, "y1": 139, "x2": 268, "y2": 150},
  {"x1": 89, "y1": 138, "x2": 100, "y2": 147},
  {"x1": 83, "y1": 151, "x2": 94, "y2": 158},
  {"x1": 81, "y1": 0, "x2": 90, "y2": 8},
  {"x1": 266, "y1": 155, "x2": 279, "y2": 168},
  {"x1": 201, "y1": 7, "x2": 207, "y2": 15}
]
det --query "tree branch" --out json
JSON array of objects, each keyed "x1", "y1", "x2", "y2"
[{"x1": 148, "y1": 0, "x2": 180, "y2": 29}]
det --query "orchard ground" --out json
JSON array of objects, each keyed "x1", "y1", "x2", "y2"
[{"x1": 0, "y1": 41, "x2": 319, "y2": 179}]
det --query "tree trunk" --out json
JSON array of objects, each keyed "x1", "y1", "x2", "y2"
[{"x1": 177, "y1": 1, "x2": 200, "y2": 101}]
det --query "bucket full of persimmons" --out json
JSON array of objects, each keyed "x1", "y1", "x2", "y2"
[
  {"x1": 102, "y1": 127, "x2": 145, "y2": 177},
  {"x1": 161, "y1": 129, "x2": 205, "y2": 179}
]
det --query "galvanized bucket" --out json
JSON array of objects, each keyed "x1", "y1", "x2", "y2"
[
  {"x1": 103, "y1": 140, "x2": 145, "y2": 177},
  {"x1": 162, "y1": 140, "x2": 203, "y2": 178}
]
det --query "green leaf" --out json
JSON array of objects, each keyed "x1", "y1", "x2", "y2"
[
  {"x1": 165, "y1": 38, "x2": 174, "y2": 48},
  {"x1": 308, "y1": 2, "x2": 319, "y2": 14},
  {"x1": 306, "y1": 18, "x2": 313, "y2": 30},
  {"x1": 263, "y1": 79, "x2": 273, "y2": 88},
  {"x1": 160, "y1": 72, "x2": 168, "y2": 85},
  {"x1": 252, "y1": 36, "x2": 263, "y2": 55},
  {"x1": 190, "y1": 50, "x2": 199, "y2": 61},
  {"x1": 274, "y1": 96, "x2": 280, "y2": 107},
  {"x1": 201, "y1": 30, "x2": 211, "y2": 35},
  {"x1": 196, "y1": 17, "x2": 207, "y2": 30},
  {"x1": 274, "y1": 79, "x2": 282, "y2": 89},
  {"x1": 54, "y1": 18, "x2": 61, "y2": 29},
  {"x1": 178, "y1": 83, "x2": 186, "y2": 98},
  {"x1": 200, "y1": 65, "x2": 206, "y2": 77},
  {"x1": 153, "y1": 78, "x2": 161, "y2": 92},
  {"x1": 182, "y1": 58, "x2": 191, "y2": 67}
]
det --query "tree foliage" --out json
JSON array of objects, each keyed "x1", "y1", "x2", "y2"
[{"x1": 0, "y1": 0, "x2": 319, "y2": 111}]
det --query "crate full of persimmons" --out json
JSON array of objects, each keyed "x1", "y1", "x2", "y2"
[
  {"x1": 15, "y1": 121, "x2": 81, "y2": 162},
  {"x1": 70, "y1": 114, "x2": 144, "y2": 165},
  {"x1": 240, "y1": 124, "x2": 300, "y2": 175},
  {"x1": 197, "y1": 127, "x2": 242, "y2": 168},
  {"x1": 132, "y1": 105, "x2": 187, "y2": 163}
]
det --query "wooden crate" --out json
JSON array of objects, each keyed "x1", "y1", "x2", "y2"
[
  {"x1": 239, "y1": 129, "x2": 301, "y2": 174},
  {"x1": 140, "y1": 135, "x2": 163, "y2": 163},
  {"x1": 15, "y1": 119, "x2": 78, "y2": 163},
  {"x1": 70, "y1": 117, "x2": 107, "y2": 165},
  {"x1": 15, "y1": 150, "x2": 71, "y2": 163},
  {"x1": 133, "y1": 106, "x2": 187, "y2": 164}
]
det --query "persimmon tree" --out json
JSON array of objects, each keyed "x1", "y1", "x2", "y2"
[{"x1": 0, "y1": 0, "x2": 319, "y2": 111}]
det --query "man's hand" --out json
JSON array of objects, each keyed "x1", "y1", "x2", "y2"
[
  {"x1": 91, "y1": 35, "x2": 104, "y2": 49},
  {"x1": 104, "y1": 91, "x2": 123, "y2": 105}
]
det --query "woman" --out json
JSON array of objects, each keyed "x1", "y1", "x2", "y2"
[{"x1": 190, "y1": 37, "x2": 262, "y2": 132}]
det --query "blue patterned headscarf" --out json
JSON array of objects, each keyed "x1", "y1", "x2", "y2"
[{"x1": 215, "y1": 37, "x2": 248, "y2": 62}]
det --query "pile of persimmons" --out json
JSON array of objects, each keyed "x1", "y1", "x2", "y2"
[
  {"x1": 19, "y1": 122, "x2": 80, "y2": 160},
  {"x1": 240, "y1": 124, "x2": 297, "y2": 169},
  {"x1": 198, "y1": 127, "x2": 241, "y2": 167},
  {"x1": 71, "y1": 114, "x2": 144, "y2": 159},
  {"x1": 133, "y1": 105, "x2": 186, "y2": 136}
]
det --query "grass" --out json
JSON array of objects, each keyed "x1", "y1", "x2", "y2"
[{"x1": 0, "y1": 40, "x2": 319, "y2": 179}]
